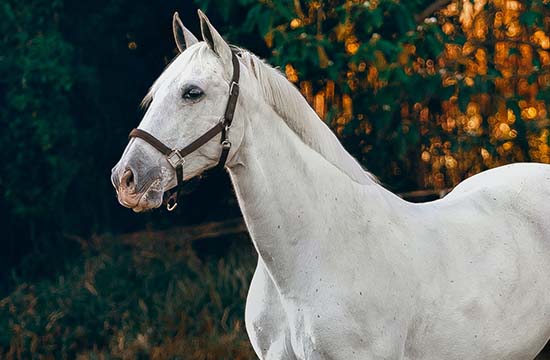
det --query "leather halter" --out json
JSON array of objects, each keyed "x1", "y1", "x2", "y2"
[{"x1": 128, "y1": 49, "x2": 240, "y2": 211}]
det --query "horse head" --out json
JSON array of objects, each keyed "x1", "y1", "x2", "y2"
[{"x1": 111, "y1": 11, "x2": 244, "y2": 212}]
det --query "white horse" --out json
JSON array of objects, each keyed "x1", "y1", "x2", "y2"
[{"x1": 111, "y1": 10, "x2": 550, "y2": 360}]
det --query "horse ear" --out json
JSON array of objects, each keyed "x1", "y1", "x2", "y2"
[
  {"x1": 197, "y1": 10, "x2": 232, "y2": 68},
  {"x1": 172, "y1": 12, "x2": 198, "y2": 53}
]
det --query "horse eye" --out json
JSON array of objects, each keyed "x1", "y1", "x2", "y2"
[{"x1": 183, "y1": 87, "x2": 204, "y2": 100}]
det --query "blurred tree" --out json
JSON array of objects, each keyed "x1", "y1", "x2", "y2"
[
  {"x1": 0, "y1": 0, "x2": 81, "y2": 278},
  {"x1": 424, "y1": 0, "x2": 550, "y2": 188},
  {"x1": 199, "y1": 0, "x2": 452, "y2": 190},
  {"x1": 199, "y1": 0, "x2": 550, "y2": 191},
  {"x1": 0, "y1": 0, "x2": 231, "y2": 289}
]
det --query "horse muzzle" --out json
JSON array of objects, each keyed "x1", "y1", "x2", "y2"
[{"x1": 112, "y1": 166, "x2": 164, "y2": 212}]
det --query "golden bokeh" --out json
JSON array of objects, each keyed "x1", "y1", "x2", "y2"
[
  {"x1": 404, "y1": 0, "x2": 550, "y2": 188},
  {"x1": 281, "y1": 0, "x2": 550, "y2": 189}
]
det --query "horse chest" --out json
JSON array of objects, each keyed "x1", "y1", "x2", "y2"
[{"x1": 246, "y1": 263, "x2": 348, "y2": 359}]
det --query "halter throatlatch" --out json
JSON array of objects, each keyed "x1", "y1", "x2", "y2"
[{"x1": 128, "y1": 49, "x2": 240, "y2": 211}]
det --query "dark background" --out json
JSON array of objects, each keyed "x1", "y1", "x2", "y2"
[
  {"x1": 2, "y1": 0, "x2": 550, "y2": 358},
  {"x1": 0, "y1": 1, "x2": 256, "y2": 292}
]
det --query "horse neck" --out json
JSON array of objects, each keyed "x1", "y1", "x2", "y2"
[{"x1": 227, "y1": 101, "x2": 402, "y2": 293}]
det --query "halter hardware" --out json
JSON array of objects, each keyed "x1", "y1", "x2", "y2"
[
  {"x1": 167, "y1": 150, "x2": 185, "y2": 168},
  {"x1": 229, "y1": 81, "x2": 239, "y2": 96},
  {"x1": 128, "y1": 49, "x2": 241, "y2": 211}
]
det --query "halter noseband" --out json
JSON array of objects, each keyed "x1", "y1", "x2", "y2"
[{"x1": 128, "y1": 49, "x2": 240, "y2": 211}]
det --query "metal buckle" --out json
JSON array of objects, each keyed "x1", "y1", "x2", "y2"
[
  {"x1": 221, "y1": 140, "x2": 232, "y2": 149},
  {"x1": 229, "y1": 81, "x2": 239, "y2": 96},
  {"x1": 167, "y1": 150, "x2": 185, "y2": 168}
]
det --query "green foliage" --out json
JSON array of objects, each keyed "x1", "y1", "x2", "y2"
[
  {"x1": 0, "y1": 0, "x2": 79, "y2": 217},
  {"x1": 0, "y1": 234, "x2": 256, "y2": 359},
  {"x1": 197, "y1": 0, "x2": 448, "y2": 189},
  {"x1": 0, "y1": 0, "x2": 217, "y2": 285},
  {"x1": 198, "y1": 0, "x2": 550, "y2": 190}
]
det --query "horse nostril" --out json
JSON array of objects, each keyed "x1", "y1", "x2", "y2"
[
  {"x1": 120, "y1": 169, "x2": 136, "y2": 193},
  {"x1": 125, "y1": 171, "x2": 134, "y2": 187}
]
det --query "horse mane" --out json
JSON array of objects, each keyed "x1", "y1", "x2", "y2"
[{"x1": 237, "y1": 49, "x2": 378, "y2": 185}]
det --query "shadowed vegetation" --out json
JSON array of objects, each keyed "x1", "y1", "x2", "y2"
[{"x1": 1, "y1": 229, "x2": 256, "y2": 359}]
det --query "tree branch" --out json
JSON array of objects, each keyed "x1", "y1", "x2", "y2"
[{"x1": 415, "y1": 0, "x2": 453, "y2": 24}]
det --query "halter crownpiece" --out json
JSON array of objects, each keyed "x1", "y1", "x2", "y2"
[{"x1": 128, "y1": 48, "x2": 241, "y2": 211}]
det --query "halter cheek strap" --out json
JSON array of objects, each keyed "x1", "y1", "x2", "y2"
[{"x1": 128, "y1": 49, "x2": 241, "y2": 211}]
